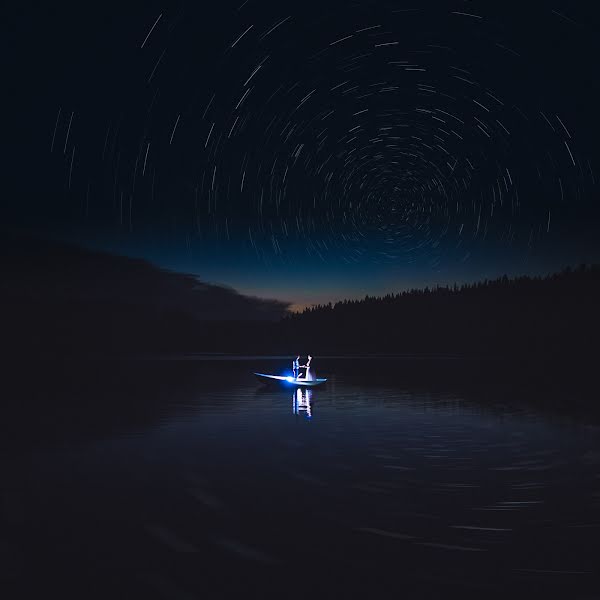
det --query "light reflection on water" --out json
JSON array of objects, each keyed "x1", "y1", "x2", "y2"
[
  {"x1": 2, "y1": 357, "x2": 599, "y2": 598},
  {"x1": 292, "y1": 388, "x2": 313, "y2": 418}
]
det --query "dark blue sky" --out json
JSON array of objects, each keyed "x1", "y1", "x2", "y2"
[{"x1": 5, "y1": 1, "x2": 600, "y2": 309}]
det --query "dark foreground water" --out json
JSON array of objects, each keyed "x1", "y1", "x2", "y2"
[{"x1": 1, "y1": 356, "x2": 599, "y2": 599}]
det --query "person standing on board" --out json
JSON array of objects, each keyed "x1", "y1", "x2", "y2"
[
  {"x1": 293, "y1": 356, "x2": 300, "y2": 380},
  {"x1": 299, "y1": 355, "x2": 313, "y2": 380},
  {"x1": 306, "y1": 355, "x2": 313, "y2": 380}
]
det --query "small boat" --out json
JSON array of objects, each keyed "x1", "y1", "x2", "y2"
[{"x1": 254, "y1": 373, "x2": 327, "y2": 387}]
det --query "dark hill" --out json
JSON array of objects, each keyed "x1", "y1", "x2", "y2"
[
  {"x1": 2, "y1": 234, "x2": 598, "y2": 358},
  {"x1": 280, "y1": 266, "x2": 600, "y2": 358},
  {"x1": 0, "y1": 235, "x2": 288, "y2": 356}
]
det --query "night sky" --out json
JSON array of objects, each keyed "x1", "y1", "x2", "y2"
[{"x1": 6, "y1": 1, "x2": 600, "y2": 310}]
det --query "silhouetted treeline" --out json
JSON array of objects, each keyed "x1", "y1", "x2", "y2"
[
  {"x1": 278, "y1": 265, "x2": 600, "y2": 357},
  {"x1": 2, "y1": 234, "x2": 598, "y2": 358}
]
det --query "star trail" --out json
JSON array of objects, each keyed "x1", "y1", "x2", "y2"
[
  {"x1": 7, "y1": 0, "x2": 600, "y2": 305},
  {"x1": 3, "y1": 9, "x2": 600, "y2": 596}
]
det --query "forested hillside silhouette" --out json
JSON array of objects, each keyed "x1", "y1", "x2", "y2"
[
  {"x1": 2, "y1": 234, "x2": 598, "y2": 358},
  {"x1": 279, "y1": 266, "x2": 599, "y2": 357}
]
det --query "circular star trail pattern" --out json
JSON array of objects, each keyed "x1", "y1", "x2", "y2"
[{"x1": 51, "y1": 1, "x2": 598, "y2": 269}]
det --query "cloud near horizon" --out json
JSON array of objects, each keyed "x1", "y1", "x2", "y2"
[{"x1": 0, "y1": 235, "x2": 291, "y2": 321}]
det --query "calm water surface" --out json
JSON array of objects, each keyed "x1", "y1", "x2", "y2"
[{"x1": 1, "y1": 357, "x2": 599, "y2": 599}]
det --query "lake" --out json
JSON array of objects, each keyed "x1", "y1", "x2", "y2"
[{"x1": 1, "y1": 356, "x2": 599, "y2": 599}]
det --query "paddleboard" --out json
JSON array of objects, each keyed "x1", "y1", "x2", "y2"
[{"x1": 254, "y1": 373, "x2": 327, "y2": 387}]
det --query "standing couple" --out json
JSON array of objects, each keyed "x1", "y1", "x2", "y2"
[{"x1": 292, "y1": 355, "x2": 313, "y2": 381}]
